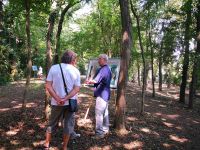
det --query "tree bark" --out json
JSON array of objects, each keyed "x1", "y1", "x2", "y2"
[
  {"x1": 189, "y1": 2, "x2": 200, "y2": 108},
  {"x1": 23, "y1": 0, "x2": 32, "y2": 110},
  {"x1": 166, "y1": 66, "x2": 172, "y2": 88},
  {"x1": 46, "y1": 11, "x2": 57, "y2": 75},
  {"x1": 137, "y1": 59, "x2": 141, "y2": 86},
  {"x1": 130, "y1": 0, "x2": 146, "y2": 114},
  {"x1": 149, "y1": 31, "x2": 155, "y2": 97},
  {"x1": 158, "y1": 22, "x2": 164, "y2": 91},
  {"x1": 0, "y1": 0, "x2": 3, "y2": 44},
  {"x1": 114, "y1": 0, "x2": 132, "y2": 131},
  {"x1": 179, "y1": 0, "x2": 192, "y2": 103},
  {"x1": 45, "y1": 10, "x2": 57, "y2": 119}
]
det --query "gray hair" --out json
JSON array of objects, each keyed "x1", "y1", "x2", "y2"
[{"x1": 99, "y1": 54, "x2": 109, "y2": 62}]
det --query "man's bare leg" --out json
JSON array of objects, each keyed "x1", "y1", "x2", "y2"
[
  {"x1": 63, "y1": 134, "x2": 70, "y2": 150},
  {"x1": 44, "y1": 131, "x2": 51, "y2": 148}
]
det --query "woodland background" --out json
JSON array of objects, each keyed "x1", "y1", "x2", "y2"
[{"x1": 0, "y1": 0, "x2": 200, "y2": 149}]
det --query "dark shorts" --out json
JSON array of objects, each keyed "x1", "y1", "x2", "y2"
[{"x1": 46, "y1": 105, "x2": 74, "y2": 135}]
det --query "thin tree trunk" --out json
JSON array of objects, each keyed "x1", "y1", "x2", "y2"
[
  {"x1": 179, "y1": 0, "x2": 192, "y2": 103},
  {"x1": 158, "y1": 22, "x2": 164, "y2": 91},
  {"x1": 144, "y1": 29, "x2": 150, "y2": 90},
  {"x1": 23, "y1": 0, "x2": 32, "y2": 110},
  {"x1": 167, "y1": 66, "x2": 172, "y2": 88},
  {"x1": 0, "y1": 0, "x2": 3, "y2": 44},
  {"x1": 54, "y1": 1, "x2": 79, "y2": 64},
  {"x1": 130, "y1": 0, "x2": 146, "y2": 114},
  {"x1": 189, "y1": 2, "x2": 200, "y2": 108},
  {"x1": 137, "y1": 60, "x2": 141, "y2": 86},
  {"x1": 46, "y1": 11, "x2": 57, "y2": 75},
  {"x1": 144, "y1": 62, "x2": 149, "y2": 90},
  {"x1": 114, "y1": 0, "x2": 132, "y2": 131},
  {"x1": 149, "y1": 31, "x2": 155, "y2": 97},
  {"x1": 0, "y1": 0, "x2": 2, "y2": 27}
]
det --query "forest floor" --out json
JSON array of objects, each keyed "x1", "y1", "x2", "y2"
[{"x1": 0, "y1": 78, "x2": 200, "y2": 150}]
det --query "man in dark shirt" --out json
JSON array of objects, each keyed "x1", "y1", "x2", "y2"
[{"x1": 86, "y1": 54, "x2": 112, "y2": 139}]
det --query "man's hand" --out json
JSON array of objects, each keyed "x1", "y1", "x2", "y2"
[
  {"x1": 84, "y1": 80, "x2": 90, "y2": 84},
  {"x1": 56, "y1": 98, "x2": 65, "y2": 105},
  {"x1": 84, "y1": 79, "x2": 96, "y2": 84}
]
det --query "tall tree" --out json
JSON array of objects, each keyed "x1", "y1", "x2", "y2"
[
  {"x1": 23, "y1": 0, "x2": 32, "y2": 110},
  {"x1": 45, "y1": 10, "x2": 57, "y2": 119},
  {"x1": 136, "y1": 58, "x2": 141, "y2": 86},
  {"x1": 189, "y1": 1, "x2": 200, "y2": 108},
  {"x1": 54, "y1": 1, "x2": 80, "y2": 64},
  {"x1": 158, "y1": 22, "x2": 164, "y2": 91},
  {"x1": 114, "y1": 0, "x2": 132, "y2": 131},
  {"x1": 149, "y1": 29, "x2": 155, "y2": 97},
  {"x1": 130, "y1": 0, "x2": 146, "y2": 113},
  {"x1": 0, "y1": 0, "x2": 3, "y2": 42},
  {"x1": 179, "y1": 0, "x2": 192, "y2": 103},
  {"x1": 46, "y1": 10, "x2": 57, "y2": 74}
]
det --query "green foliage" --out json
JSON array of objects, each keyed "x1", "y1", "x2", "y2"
[
  {"x1": 0, "y1": 0, "x2": 198, "y2": 93},
  {"x1": 63, "y1": 0, "x2": 121, "y2": 60},
  {"x1": 0, "y1": 45, "x2": 10, "y2": 85},
  {"x1": 77, "y1": 61, "x2": 86, "y2": 75},
  {"x1": 172, "y1": 74, "x2": 181, "y2": 85}
]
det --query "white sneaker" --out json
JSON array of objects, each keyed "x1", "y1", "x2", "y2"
[
  {"x1": 70, "y1": 133, "x2": 81, "y2": 140},
  {"x1": 104, "y1": 131, "x2": 109, "y2": 135}
]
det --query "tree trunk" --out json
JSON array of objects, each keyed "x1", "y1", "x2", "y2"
[
  {"x1": 130, "y1": 0, "x2": 146, "y2": 114},
  {"x1": 54, "y1": 1, "x2": 79, "y2": 64},
  {"x1": 189, "y1": 2, "x2": 200, "y2": 108},
  {"x1": 158, "y1": 47, "x2": 163, "y2": 91},
  {"x1": 166, "y1": 66, "x2": 172, "y2": 88},
  {"x1": 149, "y1": 31, "x2": 155, "y2": 97},
  {"x1": 137, "y1": 60, "x2": 141, "y2": 86},
  {"x1": 114, "y1": 0, "x2": 132, "y2": 132},
  {"x1": 45, "y1": 10, "x2": 57, "y2": 120},
  {"x1": 144, "y1": 62, "x2": 150, "y2": 90},
  {"x1": 158, "y1": 22, "x2": 164, "y2": 91},
  {"x1": 179, "y1": 0, "x2": 192, "y2": 103},
  {"x1": 189, "y1": 70, "x2": 196, "y2": 108},
  {"x1": 0, "y1": 0, "x2": 3, "y2": 44},
  {"x1": 46, "y1": 11, "x2": 57, "y2": 75},
  {"x1": 23, "y1": 0, "x2": 32, "y2": 110}
]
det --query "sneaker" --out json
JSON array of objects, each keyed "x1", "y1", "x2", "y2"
[
  {"x1": 70, "y1": 133, "x2": 81, "y2": 140},
  {"x1": 103, "y1": 131, "x2": 109, "y2": 135},
  {"x1": 92, "y1": 134, "x2": 105, "y2": 140}
]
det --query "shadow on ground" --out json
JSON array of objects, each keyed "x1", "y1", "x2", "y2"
[{"x1": 0, "y1": 79, "x2": 200, "y2": 149}]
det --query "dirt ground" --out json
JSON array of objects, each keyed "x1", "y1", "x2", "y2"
[{"x1": 0, "y1": 79, "x2": 200, "y2": 150}]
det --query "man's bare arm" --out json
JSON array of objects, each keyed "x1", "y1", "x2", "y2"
[
  {"x1": 64, "y1": 86, "x2": 80, "y2": 101},
  {"x1": 46, "y1": 81, "x2": 63, "y2": 104}
]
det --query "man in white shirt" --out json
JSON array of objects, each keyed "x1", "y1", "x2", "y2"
[{"x1": 44, "y1": 50, "x2": 81, "y2": 150}]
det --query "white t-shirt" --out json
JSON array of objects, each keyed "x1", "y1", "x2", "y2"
[{"x1": 46, "y1": 63, "x2": 81, "y2": 106}]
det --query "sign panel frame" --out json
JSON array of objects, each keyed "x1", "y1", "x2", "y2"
[{"x1": 86, "y1": 58, "x2": 120, "y2": 89}]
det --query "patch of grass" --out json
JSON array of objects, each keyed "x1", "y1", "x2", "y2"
[{"x1": 30, "y1": 83, "x2": 44, "y2": 90}]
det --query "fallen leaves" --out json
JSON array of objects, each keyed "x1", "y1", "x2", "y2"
[{"x1": 0, "y1": 80, "x2": 200, "y2": 149}]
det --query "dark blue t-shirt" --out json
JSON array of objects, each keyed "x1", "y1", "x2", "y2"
[{"x1": 94, "y1": 65, "x2": 112, "y2": 101}]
